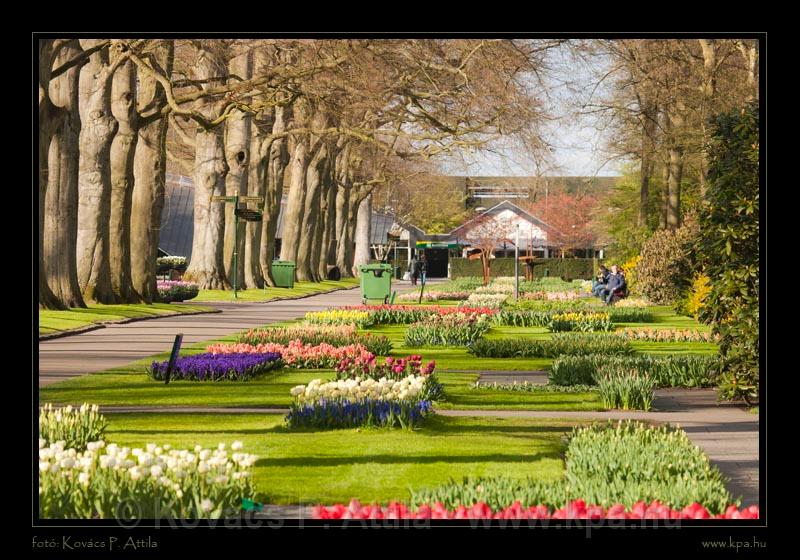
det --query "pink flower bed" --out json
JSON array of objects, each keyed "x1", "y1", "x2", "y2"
[
  {"x1": 207, "y1": 340, "x2": 374, "y2": 369},
  {"x1": 313, "y1": 499, "x2": 759, "y2": 520}
]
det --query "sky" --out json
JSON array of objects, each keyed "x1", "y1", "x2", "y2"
[{"x1": 440, "y1": 42, "x2": 625, "y2": 178}]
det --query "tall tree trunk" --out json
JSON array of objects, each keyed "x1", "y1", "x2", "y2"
[
  {"x1": 659, "y1": 159, "x2": 669, "y2": 230},
  {"x1": 131, "y1": 40, "x2": 173, "y2": 303},
  {"x1": 318, "y1": 153, "x2": 338, "y2": 280},
  {"x1": 183, "y1": 46, "x2": 230, "y2": 290},
  {"x1": 76, "y1": 40, "x2": 118, "y2": 304},
  {"x1": 279, "y1": 134, "x2": 309, "y2": 264},
  {"x1": 45, "y1": 40, "x2": 86, "y2": 309},
  {"x1": 638, "y1": 100, "x2": 657, "y2": 227},
  {"x1": 39, "y1": 40, "x2": 67, "y2": 309},
  {"x1": 698, "y1": 39, "x2": 718, "y2": 198},
  {"x1": 666, "y1": 102, "x2": 685, "y2": 230},
  {"x1": 109, "y1": 60, "x2": 139, "y2": 302},
  {"x1": 243, "y1": 51, "x2": 273, "y2": 290},
  {"x1": 223, "y1": 51, "x2": 253, "y2": 290},
  {"x1": 334, "y1": 146, "x2": 353, "y2": 277},
  {"x1": 667, "y1": 148, "x2": 683, "y2": 230},
  {"x1": 344, "y1": 192, "x2": 359, "y2": 276},
  {"x1": 353, "y1": 193, "x2": 372, "y2": 275},
  {"x1": 296, "y1": 140, "x2": 327, "y2": 282},
  {"x1": 260, "y1": 105, "x2": 289, "y2": 286}
]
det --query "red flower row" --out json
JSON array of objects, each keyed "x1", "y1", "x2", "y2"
[{"x1": 313, "y1": 500, "x2": 759, "y2": 520}]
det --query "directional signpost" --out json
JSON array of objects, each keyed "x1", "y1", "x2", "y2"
[{"x1": 210, "y1": 192, "x2": 264, "y2": 300}]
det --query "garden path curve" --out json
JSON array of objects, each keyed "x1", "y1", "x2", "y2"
[{"x1": 38, "y1": 287, "x2": 364, "y2": 387}]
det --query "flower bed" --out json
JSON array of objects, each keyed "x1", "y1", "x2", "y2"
[
  {"x1": 397, "y1": 291, "x2": 471, "y2": 302},
  {"x1": 335, "y1": 355, "x2": 443, "y2": 402},
  {"x1": 39, "y1": 439, "x2": 257, "y2": 519},
  {"x1": 408, "y1": 421, "x2": 738, "y2": 515},
  {"x1": 287, "y1": 376, "x2": 433, "y2": 429},
  {"x1": 207, "y1": 341, "x2": 373, "y2": 369},
  {"x1": 612, "y1": 297, "x2": 651, "y2": 308},
  {"x1": 522, "y1": 291, "x2": 583, "y2": 301},
  {"x1": 475, "y1": 283, "x2": 514, "y2": 294},
  {"x1": 157, "y1": 280, "x2": 199, "y2": 303},
  {"x1": 463, "y1": 293, "x2": 508, "y2": 309},
  {"x1": 606, "y1": 307, "x2": 653, "y2": 323},
  {"x1": 549, "y1": 354, "x2": 719, "y2": 387},
  {"x1": 619, "y1": 328, "x2": 720, "y2": 343},
  {"x1": 596, "y1": 366, "x2": 655, "y2": 410},
  {"x1": 468, "y1": 334, "x2": 632, "y2": 359},
  {"x1": 548, "y1": 312, "x2": 613, "y2": 332},
  {"x1": 405, "y1": 312, "x2": 491, "y2": 346},
  {"x1": 237, "y1": 324, "x2": 392, "y2": 356},
  {"x1": 343, "y1": 305, "x2": 496, "y2": 325},
  {"x1": 304, "y1": 309, "x2": 374, "y2": 328},
  {"x1": 146, "y1": 352, "x2": 282, "y2": 381},
  {"x1": 40, "y1": 403, "x2": 107, "y2": 451},
  {"x1": 312, "y1": 500, "x2": 758, "y2": 520}
]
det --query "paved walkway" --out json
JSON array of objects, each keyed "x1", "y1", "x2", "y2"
[
  {"x1": 94, "y1": 388, "x2": 759, "y2": 509},
  {"x1": 38, "y1": 286, "x2": 365, "y2": 386}
]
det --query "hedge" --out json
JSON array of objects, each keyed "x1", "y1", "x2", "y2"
[{"x1": 450, "y1": 258, "x2": 595, "y2": 281}]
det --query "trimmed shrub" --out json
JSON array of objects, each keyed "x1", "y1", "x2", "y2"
[
  {"x1": 636, "y1": 222, "x2": 699, "y2": 305},
  {"x1": 468, "y1": 333, "x2": 632, "y2": 358}
]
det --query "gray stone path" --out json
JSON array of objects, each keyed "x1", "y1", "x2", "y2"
[{"x1": 38, "y1": 286, "x2": 364, "y2": 386}]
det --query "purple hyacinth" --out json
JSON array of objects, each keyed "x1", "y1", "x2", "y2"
[{"x1": 147, "y1": 352, "x2": 282, "y2": 381}]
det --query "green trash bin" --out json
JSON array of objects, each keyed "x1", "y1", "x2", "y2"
[
  {"x1": 394, "y1": 266, "x2": 402, "y2": 280},
  {"x1": 271, "y1": 260, "x2": 296, "y2": 288},
  {"x1": 359, "y1": 263, "x2": 393, "y2": 304}
]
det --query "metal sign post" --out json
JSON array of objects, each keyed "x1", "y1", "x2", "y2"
[
  {"x1": 165, "y1": 333, "x2": 184, "y2": 385},
  {"x1": 211, "y1": 193, "x2": 264, "y2": 300}
]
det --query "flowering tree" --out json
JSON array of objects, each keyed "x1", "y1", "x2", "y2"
[
  {"x1": 528, "y1": 192, "x2": 599, "y2": 257},
  {"x1": 459, "y1": 214, "x2": 516, "y2": 285}
]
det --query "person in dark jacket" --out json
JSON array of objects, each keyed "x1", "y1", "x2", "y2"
[
  {"x1": 592, "y1": 265, "x2": 609, "y2": 297},
  {"x1": 409, "y1": 255, "x2": 418, "y2": 285},
  {"x1": 603, "y1": 265, "x2": 626, "y2": 305},
  {"x1": 417, "y1": 253, "x2": 428, "y2": 285}
]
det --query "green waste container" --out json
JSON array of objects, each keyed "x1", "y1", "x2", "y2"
[
  {"x1": 394, "y1": 266, "x2": 402, "y2": 280},
  {"x1": 359, "y1": 263, "x2": 393, "y2": 304},
  {"x1": 271, "y1": 260, "x2": 296, "y2": 288}
]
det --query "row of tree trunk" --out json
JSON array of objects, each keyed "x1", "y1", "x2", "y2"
[{"x1": 39, "y1": 40, "x2": 375, "y2": 310}]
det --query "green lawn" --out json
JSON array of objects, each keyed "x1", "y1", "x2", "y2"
[
  {"x1": 192, "y1": 278, "x2": 359, "y2": 302},
  {"x1": 39, "y1": 367, "x2": 599, "y2": 411},
  {"x1": 104, "y1": 413, "x2": 574, "y2": 504},
  {"x1": 39, "y1": 303, "x2": 215, "y2": 335}
]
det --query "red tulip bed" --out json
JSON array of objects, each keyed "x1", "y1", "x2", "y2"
[{"x1": 312, "y1": 499, "x2": 760, "y2": 520}]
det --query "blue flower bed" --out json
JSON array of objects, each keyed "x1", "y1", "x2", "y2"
[
  {"x1": 146, "y1": 352, "x2": 282, "y2": 381},
  {"x1": 286, "y1": 399, "x2": 433, "y2": 430}
]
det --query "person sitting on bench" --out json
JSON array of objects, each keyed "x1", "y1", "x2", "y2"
[
  {"x1": 603, "y1": 264, "x2": 626, "y2": 305},
  {"x1": 592, "y1": 265, "x2": 609, "y2": 297}
]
